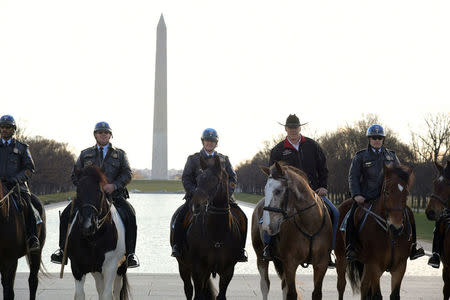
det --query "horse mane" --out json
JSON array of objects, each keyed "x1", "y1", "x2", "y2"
[
  {"x1": 274, "y1": 162, "x2": 312, "y2": 194},
  {"x1": 79, "y1": 166, "x2": 108, "y2": 185},
  {"x1": 387, "y1": 164, "x2": 413, "y2": 187}
]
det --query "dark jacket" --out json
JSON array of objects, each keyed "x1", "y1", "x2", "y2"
[
  {"x1": 348, "y1": 145, "x2": 400, "y2": 201},
  {"x1": 182, "y1": 149, "x2": 237, "y2": 200},
  {"x1": 269, "y1": 136, "x2": 328, "y2": 191},
  {"x1": 0, "y1": 138, "x2": 35, "y2": 194},
  {"x1": 71, "y1": 144, "x2": 132, "y2": 200}
]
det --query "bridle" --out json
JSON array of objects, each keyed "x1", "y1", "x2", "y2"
[
  {"x1": 193, "y1": 171, "x2": 230, "y2": 216},
  {"x1": 79, "y1": 187, "x2": 112, "y2": 230},
  {"x1": 430, "y1": 177, "x2": 450, "y2": 208}
]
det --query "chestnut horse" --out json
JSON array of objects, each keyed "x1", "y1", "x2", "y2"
[
  {"x1": 425, "y1": 160, "x2": 450, "y2": 299},
  {"x1": 0, "y1": 182, "x2": 46, "y2": 300},
  {"x1": 171, "y1": 155, "x2": 246, "y2": 300},
  {"x1": 252, "y1": 162, "x2": 332, "y2": 300},
  {"x1": 67, "y1": 166, "x2": 129, "y2": 300},
  {"x1": 335, "y1": 163, "x2": 414, "y2": 300}
]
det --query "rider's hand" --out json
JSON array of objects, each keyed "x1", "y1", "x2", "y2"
[
  {"x1": 354, "y1": 195, "x2": 365, "y2": 204},
  {"x1": 102, "y1": 183, "x2": 116, "y2": 194},
  {"x1": 315, "y1": 187, "x2": 328, "y2": 196}
]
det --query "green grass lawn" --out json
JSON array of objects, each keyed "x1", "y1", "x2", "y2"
[{"x1": 127, "y1": 180, "x2": 184, "y2": 193}]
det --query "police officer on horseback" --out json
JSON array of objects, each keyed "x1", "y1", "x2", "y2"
[
  {"x1": 0, "y1": 115, "x2": 40, "y2": 252},
  {"x1": 263, "y1": 114, "x2": 339, "y2": 268},
  {"x1": 171, "y1": 128, "x2": 248, "y2": 262},
  {"x1": 346, "y1": 124, "x2": 425, "y2": 261},
  {"x1": 51, "y1": 122, "x2": 140, "y2": 268}
]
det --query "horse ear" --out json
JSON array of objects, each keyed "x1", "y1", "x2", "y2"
[
  {"x1": 435, "y1": 161, "x2": 444, "y2": 176},
  {"x1": 260, "y1": 166, "x2": 270, "y2": 176},
  {"x1": 200, "y1": 155, "x2": 207, "y2": 170}
]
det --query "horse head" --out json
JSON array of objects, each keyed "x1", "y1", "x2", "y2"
[
  {"x1": 426, "y1": 160, "x2": 450, "y2": 221},
  {"x1": 382, "y1": 163, "x2": 413, "y2": 237},
  {"x1": 191, "y1": 155, "x2": 229, "y2": 215},
  {"x1": 74, "y1": 166, "x2": 109, "y2": 237},
  {"x1": 260, "y1": 161, "x2": 314, "y2": 236}
]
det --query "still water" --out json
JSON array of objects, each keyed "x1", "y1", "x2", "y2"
[{"x1": 18, "y1": 193, "x2": 441, "y2": 276}]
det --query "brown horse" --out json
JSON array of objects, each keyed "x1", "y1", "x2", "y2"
[
  {"x1": 171, "y1": 155, "x2": 246, "y2": 300},
  {"x1": 425, "y1": 160, "x2": 450, "y2": 299},
  {"x1": 0, "y1": 182, "x2": 46, "y2": 300},
  {"x1": 335, "y1": 163, "x2": 414, "y2": 300},
  {"x1": 252, "y1": 162, "x2": 332, "y2": 300}
]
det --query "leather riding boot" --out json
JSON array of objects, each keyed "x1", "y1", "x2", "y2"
[
  {"x1": 262, "y1": 244, "x2": 273, "y2": 261},
  {"x1": 345, "y1": 202, "x2": 357, "y2": 261},
  {"x1": 127, "y1": 254, "x2": 140, "y2": 268},
  {"x1": 171, "y1": 203, "x2": 189, "y2": 257},
  {"x1": 409, "y1": 243, "x2": 425, "y2": 260},
  {"x1": 50, "y1": 249, "x2": 67, "y2": 265},
  {"x1": 428, "y1": 253, "x2": 441, "y2": 268},
  {"x1": 24, "y1": 201, "x2": 40, "y2": 252},
  {"x1": 237, "y1": 249, "x2": 248, "y2": 262}
]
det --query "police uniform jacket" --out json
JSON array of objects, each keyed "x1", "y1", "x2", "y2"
[
  {"x1": 348, "y1": 145, "x2": 399, "y2": 201},
  {"x1": 0, "y1": 138, "x2": 35, "y2": 194},
  {"x1": 269, "y1": 136, "x2": 328, "y2": 191},
  {"x1": 71, "y1": 144, "x2": 132, "y2": 200},
  {"x1": 182, "y1": 149, "x2": 237, "y2": 200}
]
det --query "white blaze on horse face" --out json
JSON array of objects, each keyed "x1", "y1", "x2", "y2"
[
  {"x1": 398, "y1": 184, "x2": 404, "y2": 192},
  {"x1": 263, "y1": 178, "x2": 284, "y2": 235}
]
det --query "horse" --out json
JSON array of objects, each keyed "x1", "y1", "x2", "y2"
[
  {"x1": 335, "y1": 163, "x2": 414, "y2": 300},
  {"x1": 252, "y1": 162, "x2": 333, "y2": 300},
  {"x1": 170, "y1": 155, "x2": 246, "y2": 300},
  {"x1": 425, "y1": 160, "x2": 450, "y2": 299},
  {"x1": 0, "y1": 182, "x2": 46, "y2": 300},
  {"x1": 66, "y1": 166, "x2": 129, "y2": 300}
]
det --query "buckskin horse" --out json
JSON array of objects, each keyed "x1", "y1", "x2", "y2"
[
  {"x1": 252, "y1": 162, "x2": 332, "y2": 300},
  {"x1": 0, "y1": 182, "x2": 46, "y2": 300},
  {"x1": 66, "y1": 166, "x2": 129, "y2": 300},
  {"x1": 425, "y1": 160, "x2": 450, "y2": 300},
  {"x1": 170, "y1": 155, "x2": 246, "y2": 300},
  {"x1": 335, "y1": 163, "x2": 414, "y2": 300}
]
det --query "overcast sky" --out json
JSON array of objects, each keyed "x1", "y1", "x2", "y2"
[{"x1": 1, "y1": 1, "x2": 449, "y2": 170}]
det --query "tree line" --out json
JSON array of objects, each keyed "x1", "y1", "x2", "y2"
[{"x1": 235, "y1": 113, "x2": 449, "y2": 211}]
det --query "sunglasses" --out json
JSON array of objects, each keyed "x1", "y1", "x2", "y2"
[
  {"x1": 0, "y1": 125, "x2": 13, "y2": 129},
  {"x1": 95, "y1": 130, "x2": 111, "y2": 135},
  {"x1": 371, "y1": 136, "x2": 384, "y2": 140}
]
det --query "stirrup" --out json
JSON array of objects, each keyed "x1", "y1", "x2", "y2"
[
  {"x1": 50, "y1": 249, "x2": 67, "y2": 265},
  {"x1": 428, "y1": 253, "x2": 441, "y2": 268},
  {"x1": 410, "y1": 244, "x2": 425, "y2": 260},
  {"x1": 126, "y1": 254, "x2": 140, "y2": 268}
]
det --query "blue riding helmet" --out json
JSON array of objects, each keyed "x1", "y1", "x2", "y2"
[
  {"x1": 201, "y1": 128, "x2": 218, "y2": 142},
  {"x1": 94, "y1": 121, "x2": 112, "y2": 134},
  {"x1": 366, "y1": 124, "x2": 386, "y2": 137},
  {"x1": 0, "y1": 115, "x2": 16, "y2": 129}
]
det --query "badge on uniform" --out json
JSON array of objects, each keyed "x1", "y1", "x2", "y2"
[
  {"x1": 85, "y1": 161, "x2": 93, "y2": 166},
  {"x1": 13, "y1": 148, "x2": 19, "y2": 154},
  {"x1": 386, "y1": 155, "x2": 393, "y2": 161},
  {"x1": 112, "y1": 152, "x2": 118, "y2": 159},
  {"x1": 364, "y1": 161, "x2": 373, "y2": 167}
]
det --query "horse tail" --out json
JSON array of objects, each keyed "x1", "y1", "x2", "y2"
[
  {"x1": 204, "y1": 277, "x2": 217, "y2": 299},
  {"x1": 120, "y1": 273, "x2": 130, "y2": 300},
  {"x1": 273, "y1": 257, "x2": 284, "y2": 278},
  {"x1": 347, "y1": 260, "x2": 364, "y2": 293}
]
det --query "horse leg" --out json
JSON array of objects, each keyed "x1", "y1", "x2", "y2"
[
  {"x1": 360, "y1": 265, "x2": 382, "y2": 300},
  {"x1": 178, "y1": 261, "x2": 193, "y2": 300},
  {"x1": 192, "y1": 270, "x2": 209, "y2": 300},
  {"x1": 390, "y1": 261, "x2": 407, "y2": 300},
  {"x1": 443, "y1": 264, "x2": 450, "y2": 300},
  {"x1": 312, "y1": 262, "x2": 328, "y2": 300},
  {"x1": 1, "y1": 260, "x2": 18, "y2": 300},
  {"x1": 256, "y1": 257, "x2": 270, "y2": 300},
  {"x1": 92, "y1": 272, "x2": 105, "y2": 297},
  {"x1": 217, "y1": 266, "x2": 235, "y2": 300},
  {"x1": 336, "y1": 255, "x2": 347, "y2": 300},
  {"x1": 28, "y1": 251, "x2": 41, "y2": 300},
  {"x1": 283, "y1": 264, "x2": 299, "y2": 300},
  {"x1": 74, "y1": 275, "x2": 86, "y2": 300},
  {"x1": 101, "y1": 262, "x2": 119, "y2": 300}
]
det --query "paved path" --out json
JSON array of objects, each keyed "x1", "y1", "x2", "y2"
[{"x1": 4, "y1": 272, "x2": 443, "y2": 299}]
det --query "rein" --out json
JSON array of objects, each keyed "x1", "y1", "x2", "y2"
[
  {"x1": 0, "y1": 185, "x2": 17, "y2": 221},
  {"x1": 80, "y1": 189, "x2": 112, "y2": 230}
]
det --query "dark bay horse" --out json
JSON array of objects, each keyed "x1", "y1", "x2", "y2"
[
  {"x1": 171, "y1": 155, "x2": 246, "y2": 300},
  {"x1": 425, "y1": 160, "x2": 450, "y2": 299},
  {"x1": 0, "y1": 182, "x2": 46, "y2": 300},
  {"x1": 335, "y1": 163, "x2": 414, "y2": 300},
  {"x1": 67, "y1": 166, "x2": 129, "y2": 300},
  {"x1": 252, "y1": 162, "x2": 332, "y2": 300}
]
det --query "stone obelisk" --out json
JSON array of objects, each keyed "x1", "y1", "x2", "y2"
[{"x1": 151, "y1": 14, "x2": 168, "y2": 180}]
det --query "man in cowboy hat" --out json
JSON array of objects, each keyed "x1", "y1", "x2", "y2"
[
  {"x1": 0, "y1": 114, "x2": 40, "y2": 252},
  {"x1": 50, "y1": 121, "x2": 140, "y2": 268},
  {"x1": 263, "y1": 114, "x2": 339, "y2": 268}
]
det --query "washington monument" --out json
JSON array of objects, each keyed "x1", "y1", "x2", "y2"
[{"x1": 152, "y1": 14, "x2": 168, "y2": 180}]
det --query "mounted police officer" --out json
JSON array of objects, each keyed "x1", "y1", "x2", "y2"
[
  {"x1": 171, "y1": 128, "x2": 248, "y2": 262},
  {"x1": 51, "y1": 122, "x2": 139, "y2": 268},
  {"x1": 264, "y1": 114, "x2": 339, "y2": 268},
  {"x1": 346, "y1": 124, "x2": 425, "y2": 261},
  {"x1": 0, "y1": 115, "x2": 40, "y2": 252}
]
